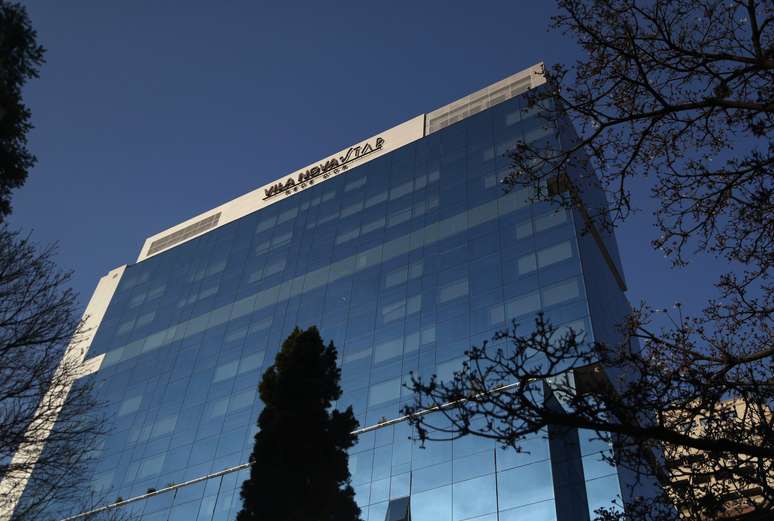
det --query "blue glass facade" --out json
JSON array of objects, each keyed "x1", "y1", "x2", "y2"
[{"x1": 22, "y1": 81, "x2": 637, "y2": 521}]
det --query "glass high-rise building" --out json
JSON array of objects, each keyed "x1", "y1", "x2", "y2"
[{"x1": 9, "y1": 64, "x2": 648, "y2": 521}]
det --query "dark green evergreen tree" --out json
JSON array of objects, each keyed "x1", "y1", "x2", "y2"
[
  {"x1": 0, "y1": 1, "x2": 45, "y2": 220},
  {"x1": 237, "y1": 326, "x2": 362, "y2": 521}
]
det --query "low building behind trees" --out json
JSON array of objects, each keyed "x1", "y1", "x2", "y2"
[{"x1": 666, "y1": 400, "x2": 774, "y2": 520}]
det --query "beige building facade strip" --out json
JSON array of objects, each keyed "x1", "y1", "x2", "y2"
[
  {"x1": 135, "y1": 62, "x2": 547, "y2": 264},
  {"x1": 136, "y1": 115, "x2": 426, "y2": 262},
  {"x1": 425, "y1": 62, "x2": 546, "y2": 134},
  {"x1": 0, "y1": 266, "x2": 126, "y2": 521}
]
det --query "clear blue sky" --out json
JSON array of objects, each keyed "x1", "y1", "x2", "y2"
[{"x1": 11, "y1": 1, "x2": 718, "y2": 320}]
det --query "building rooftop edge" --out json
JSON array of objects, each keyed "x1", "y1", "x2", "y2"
[{"x1": 135, "y1": 62, "x2": 545, "y2": 263}]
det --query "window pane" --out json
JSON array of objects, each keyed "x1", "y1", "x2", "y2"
[
  {"x1": 137, "y1": 453, "x2": 165, "y2": 479},
  {"x1": 541, "y1": 278, "x2": 579, "y2": 307},
  {"x1": 389, "y1": 208, "x2": 412, "y2": 227},
  {"x1": 550, "y1": 319, "x2": 586, "y2": 346},
  {"x1": 499, "y1": 499, "x2": 557, "y2": 521},
  {"x1": 413, "y1": 461, "x2": 452, "y2": 493},
  {"x1": 277, "y1": 206, "x2": 298, "y2": 223},
  {"x1": 340, "y1": 202, "x2": 363, "y2": 219},
  {"x1": 411, "y1": 485, "x2": 452, "y2": 521},
  {"x1": 452, "y1": 474, "x2": 497, "y2": 521},
  {"x1": 585, "y1": 474, "x2": 623, "y2": 517},
  {"x1": 436, "y1": 357, "x2": 465, "y2": 383},
  {"x1": 536, "y1": 241, "x2": 572, "y2": 269},
  {"x1": 213, "y1": 360, "x2": 238, "y2": 382},
  {"x1": 534, "y1": 209, "x2": 567, "y2": 233},
  {"x1": 369, "y1": 501, "x2": 389, "y2": 521},
  {"x1": 517, "y1": 253, "x2": 537, "y2": 274},
  {"x1": 516, "y1": 220, "x2": 532, "y2": 239},
  {"x1": 117, "y1": 396, "x2": 142, "y2": 416},
  {"x1": 439, "y1": 279, "x2": 469, "y2": 303},
  {"x1": 496, "y1": 435, "x2": 549, "y2": 470},
  {"x1": 497, "y1": 460, "x2": 554, "y2": 510},
  {"x1": 506, "y1": 291, "x2": 540, "y2": 319},
  {"x1": 337, "y1": 227, "x2": 360, "y2": 245},
  {"x1": 368, "y1": 377, "x2": 401, "y2": 407},
  {"x1": 374, "y1": 338, "x2": 403, "y2": 364},
  {"x1": 390, "y1": 474, "x2": 411, "y2": 499},
  {"x1": 345, "y1": 176, "x2": 367, "y2": 191},
  {"x1": 238, "y1": 351, "x2": 264, "y2": 373},
  {"x1": 362, "y1": 217, "x2": 386, "y2": 234},
  {"x1": 385, "y1": 267, "x2": 409, "y2": 288},
  {"x1": 371, "y1": 478, "x2": 390, "y2": 504},
  {"x1": 390, "y1": 181, "x2": 413, "y2": 200},
  {"x1": 453, "y1": 451, "x2": 495, "y2": 482}
]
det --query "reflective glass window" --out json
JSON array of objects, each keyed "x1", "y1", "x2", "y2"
[
  {"x1": 452, "y1": 474, "x2": 497, "y2": 521},
  {"x1": 541, "y1": 278, "x2": 580, "y2": 307},
  {"x1": 411, "y1": 485, "x2": 452, "y2": 521},
  {"x1": 497, "y1": 460, "x2": 554, "y2": 510},
  {"x1": 368, "y1": 378, "x2": 401, "y2": 407}
]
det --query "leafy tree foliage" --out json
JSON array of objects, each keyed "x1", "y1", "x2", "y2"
[
  {"x1": 0, "y1": 1, "x2": 45, "y2": 220},
  {"x1": 407, "y1": 1, "x2": 773, "y2": 520},
  {"x1": 237, "y1": 327, "x2": 362, "y2": 521}
]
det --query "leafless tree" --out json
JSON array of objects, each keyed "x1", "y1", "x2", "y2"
[
  {"x1": 0, "y1": 228, "x2": 106, "y2": 521},
  {"x1": 406, "y1": 1, "x2": 773, "y2": 520},
  {"x1": 406, "y1": 312, "x2": 773, "y2": 520}
]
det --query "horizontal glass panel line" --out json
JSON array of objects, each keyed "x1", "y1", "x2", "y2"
[
  {"x1": 97, "y1": 188, "x2": 535, "y2": 369},
  {"x1": 60, "y1": 378, "x2": 535, "y2": 520}
]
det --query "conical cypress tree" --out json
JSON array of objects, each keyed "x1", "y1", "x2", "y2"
[{"x1": 236, "y1": 326, "x2": 362, "y2": 521}]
